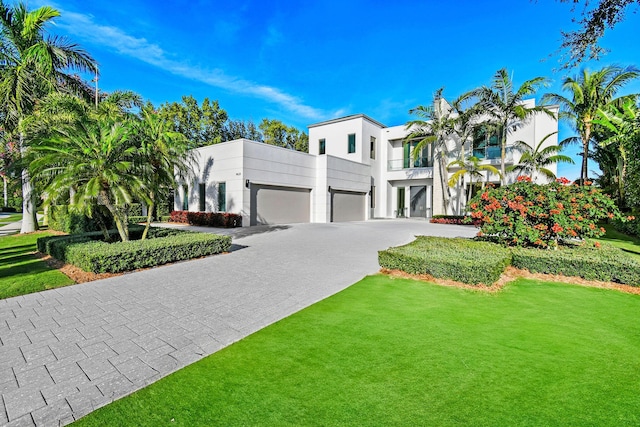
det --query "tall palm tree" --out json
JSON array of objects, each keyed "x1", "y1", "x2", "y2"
[
  {"x1": 0, "y1": 1, "x2": 96, "y2": 233},
  {"x1": 447, "y1": 156, "x2": 501, "y2": 205},
  {"x1": 135, "y1": 106, "x2": 192, "y2": 240},
  {"x1": 542, "y1": 66, "x2": 639, "y2": 185},
  {"x1": 472, "y1": 68, "x2": 553, "y2": 184},
  {"x1": 405, "y1": 88, "x2": 454, "y2": 215},
  {"x1": 507, "y1": 132, "x2": 574, "y2": 182}
]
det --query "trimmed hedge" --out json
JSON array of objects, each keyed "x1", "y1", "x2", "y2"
[
  {"x1": 0, "y1": 207, "x2": 17, "y2": 213},
  {"x1": 64, "y1": 232, "x2": 231, "y2": 273},
  {"x1": 612, "y1": 217, "x2": 640, "y2": 238},
  {"x1": 378, "y1": 236, "x2": 511, "y2": 285},
  {"x1": 128, "y1": 216, "x2": 147, "y2": 224},
  {"x1": 511, "y1": 244, "x2": 640, "y2": 286},
  {"x1": 169, "y1": 210, "x2": 242, "y2": 228},
  {"x1": 38, "y1": 227, "x2": 231, "y2": 273},
  {"x1": 430, "y1": 215, "x2": 476, "y2": 225},
  {"x1": 48, "y1": 205, "x2": 112, "y2": 234}
]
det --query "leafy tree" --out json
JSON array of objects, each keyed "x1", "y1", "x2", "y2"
[
  {"x1": 0, "y1": 1, "x2": 96, "y2": 232},
  {"x1": 405, "y1": 88, "x2": 454, "y2": 214},
  {"x1": 259, "y1": 118, "x2": 308, "y2": 152},
  {"x1": 158, "y1": 95, "x2": 228, "y2": 148},
  {"x1": 447, "y1": 156, "x2": 501, "y2": 205},
  {"x1": 558, "y1": 0, "x2": 640, "y2": 67},
  {"x1": 223, "y1": 119, "x2": 262, "y2": 141},
  {"x1": 542, "y1": 65, "x2": 639, "y2": 185},
  {"x1": 471, "y1": 69, "x2": 553, "y2": 185},
  {"x1": 507, "y1": 132, "x2": 574, "y2": 182}
]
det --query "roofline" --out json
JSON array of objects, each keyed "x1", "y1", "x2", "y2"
[{"x1": 308, "y1": 114, "x2": 386, "y2": 129}]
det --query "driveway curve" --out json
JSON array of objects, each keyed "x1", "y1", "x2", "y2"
[{"x1": 0, "y1": 220, "x2": 476, "y2": 426}]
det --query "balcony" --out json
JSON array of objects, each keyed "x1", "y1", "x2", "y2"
[
  {"x1": 470, "y1": 146, "x2": 516, "y2": 164},
  {"x1": 387, "y1": 157, "x2": 433, "y2": 171}
]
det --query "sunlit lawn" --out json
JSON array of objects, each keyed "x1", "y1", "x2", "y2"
[
  {"x1": 0, "y1": 232, "x2": 74, "y2": 299},
  {"x1": 74, "y1": 274, "x2": 640, "y2": 426},
  {"x1": 596, "y1": 223, "x2": 640, "y2": 258},
  {"x1": 0, "y1": 213, "x2": 22, "y2": 226}
]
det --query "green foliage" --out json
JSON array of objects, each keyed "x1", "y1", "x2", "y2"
[
  {"x1": 258, "y1": 118, "x2": 308, "y2": 152},
  {"x1": 157, "y1": 95, "x2": 228, "y2": 148},
  {"x1": 612, "y1": 216, "x2": 640, "y2": 237},
  {"x1": 48, "y1": 205, "x2": 113, "y2": 234},
  {"x1": 378, "y1": 236, "x2": 511, "y2": 284},
  {"x1": 511, "y1": 243, "x2": 640, "y2": 286},
  {"x1": 38, "y1": 227, "x2": 230, "y2": 273},
  {"x1": 128, "y1": 216, "x2": 147, "y2": 224},
  {"x1": 470, "y1": 178, "x2": 624, "y2": 247}
]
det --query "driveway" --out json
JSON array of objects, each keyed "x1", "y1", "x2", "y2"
[{"x1": 0, "y1": 220, "x2": 476, "y2": 426}]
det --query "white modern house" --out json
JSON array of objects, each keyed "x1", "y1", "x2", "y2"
[{"x1": 175, "y1": 100, "x2": 559, "y2": 226}]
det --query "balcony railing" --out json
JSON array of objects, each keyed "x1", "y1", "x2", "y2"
[
  {"x1": 470, "y1": 146, "x2": 516, "y2": 163},
  {"x1": 388, "y1": 158, "x2": 433, "y2": 171}
]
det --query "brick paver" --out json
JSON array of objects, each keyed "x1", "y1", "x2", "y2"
[{"x1": 0, "y1": 220, "x2": 475, "y2": 426}]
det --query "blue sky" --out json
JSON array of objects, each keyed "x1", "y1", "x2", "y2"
[{"x1": 34, "y1": 0, "x2": 640, "y2": 180}]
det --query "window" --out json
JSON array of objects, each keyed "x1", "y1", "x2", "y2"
[
  {"x1": 198, "y1": 183, "x2": 206, "y2": 212},
  {"x1": 319, "y1": 138, "x2": 326, "y2": 155},
  {"x1": 217, "y1": 182, "x2": 226, "y2": 212},
  {"x1": 472, "y1": 125, "x2": 502, "y2": 159},
  {"x1": 348, "y1": 133, "x2": 356, "y2": 154},
  {"x1": 370, "y1": 136, "x2": 376, "y2": 159},
  {"x1": 370, "y1": 185, "x2": 376, "y2": 209},
  {"x1": 182, "y1": 185, "x2": 189, "y2": 211},
  {"x1": 403, "y1": 141, "x2": 433, "y2": 168}
]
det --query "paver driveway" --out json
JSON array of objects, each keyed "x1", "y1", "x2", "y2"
[{"x1": 0, "y1": 220, "x2": 476, "y2": 426}]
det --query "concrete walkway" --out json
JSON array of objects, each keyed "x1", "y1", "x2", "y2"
[{"x1": 0, "y1": 220, "x2": 476, "y2": 426}]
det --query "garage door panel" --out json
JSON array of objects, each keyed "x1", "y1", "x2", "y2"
[
  {"x1": 332, "y1": 191, "x2": 366, "y2": 222},
  {"x1": 250, "y1": 185, "x2": 310, "y2": 226}
]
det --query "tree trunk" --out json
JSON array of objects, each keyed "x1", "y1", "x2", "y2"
[
  {"x1": 581, "y1": 123, "x2": 591, "y2": 185},
  {"x1": 100, "y1": 190, "x2": 129, "y2": 241},
  {"x1": 500, "y1": 125, "x2": 507, "y2": 185},
  {"x1": 19, "y1": 131, "x2": 38, "y2": 233},
  {"x1": 3, "y1": 175, "x2": 7, "y2": 208},
  {"x1": 141, "y1": 193, "x2": 155, "y2": 241},
  {"x1": 438, "y1": 154, "x2": 451, "y2": 215}
]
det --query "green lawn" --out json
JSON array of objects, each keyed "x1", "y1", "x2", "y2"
[
  {"x1": 0, "y1": 232, "x2": 74, "y2": 299},
  {"x1": 75, "y1": 275, "x2": 640, "y2": 426},
  {"x1": 0, "y1": 213, "x2": 22, "y2": 226},
  {"x1": 596, "y1": 223, "x2": 640, "y2": 258}
]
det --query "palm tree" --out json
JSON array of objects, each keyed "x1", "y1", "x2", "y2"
[
  {"x1": 507, "y1": 132, "x2": 574, "y2": 182},
  {"x1": 135, "y1": 106, "x2": 192, "y2": 240},
  {"x1": 542, "y1": 66, "x2": 639, "y2": 185},
  {"x1": 30, "y1": 116, "x2": 144, "y2": 242},
  {"x1": 447, "y1": 156, "x2": 501, "y2": 205},
  {"x1": 472, "y1": 68, "x2": 553, "y2": 184},
  {"x1": 592, "y1": 98, "x2": 639, "y2": 206},
  {"x1": 405, "y1": 88, "x2": 454, "y2": 215},
  {"x1": 0, "y1": 1, "x2": 96, "y2": 233}
]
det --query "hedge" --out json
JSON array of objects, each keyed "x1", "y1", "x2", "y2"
[
  {"x1": 612, "y1": 217, "x2": 640, "y2": 238},
  {"x1": 0, "y1": 207, "x2": 17, "y2": 213},
  {"x1": 378, "y1": 236, "x2": 511, "y2": 285},
  {"x1": 511, "y1": 244, "x2": 640, "y2": 286},
  {"x1": 169, "y1": 210, "x2": 242, "y2": 228},
  {"x1": 430, "y1": 215, "x2": 477, "y2": 225},
  {"x1": 48, "y1": 205, "x2": 112, "y2": 234}
]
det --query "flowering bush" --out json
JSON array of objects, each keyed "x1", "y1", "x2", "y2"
[
  {"x1": 430, "y1": 215, "x2": 479, "y2": 225},
  {"x1": 469, "y1": 178, "x2": 627, "y2": 247}
]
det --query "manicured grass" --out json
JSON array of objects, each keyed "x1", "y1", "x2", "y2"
[
  {"x1": 75, "y1": 275, "x2": 640, "y2": 426},
  {"x1": 596, "y1": 223, "x2": 640, "y2": 258},
  {"x1": 0, "y1": 232, "x2": 74, "y2": 299},
  {"x1": 0, "y1": 213, "x2": 21, "y2": 225}
]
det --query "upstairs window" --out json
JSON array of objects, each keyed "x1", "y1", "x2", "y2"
[
  {"x1": 472, "y1": 125, "x2": 502, "y2": 159},
  {"x1": 403, "y1": 141, "x2": 433, "y2": 168},
  {"x1": 370, "y1": 136, "x2": 376, "y2": 159},
  {"x1": 319, "y1": 138, "x2": 326, "y2": 155},
  {"x1": 348, "y1": 133, "x2": 356, "y2": 154}
]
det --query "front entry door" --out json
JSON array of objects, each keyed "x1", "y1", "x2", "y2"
[{"x1": 410, "y1": 186, "x2": 427, "y2": 218}]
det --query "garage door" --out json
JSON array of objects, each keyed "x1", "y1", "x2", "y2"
[
  {"x1": 331, "y1": 190, "x2": 366, "y2": 222},
  {"x1": 250, "y1": 184, "x2": 311, "y2": 226}
]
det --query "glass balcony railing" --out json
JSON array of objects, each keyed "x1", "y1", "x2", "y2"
[{"x1": 388, "y1": 158, "x2": 433, "y2": 171}]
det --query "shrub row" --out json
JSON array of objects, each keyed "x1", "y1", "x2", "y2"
[
  {"x1": 128, "y1": 216, "x2": 148, "y2": 224},
  {"x1": 612, "y1": 217, "x2": 640, "y2": 238},
  {"x1": 0, "y1": 207, "x2": 17, "y2": 213},
  {"x1": 48, "y1": 205, "x2": 112, "y2": 234},
  {"x1": 169, "y1": 210, "x2": 242, "y2": 228},
  {"x1": 430, "y1": 215, "x2": 476, "y2": 225},
  {"x1": 379, "y1": 235, "x2": 640, "y2": 287},
  {"x1": 511, "y1": 244, "x2": 640, "y2": 286},
  {"x1": 378, "y1": 236, "x2": 511, "y2": 285},
  {"x1": 38, "y1": 227, "x2": 231, "y2": 273}
]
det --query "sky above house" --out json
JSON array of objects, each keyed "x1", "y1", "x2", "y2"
[{"x1": 34, "y1": 0, "x2": 640, "y2": 180}]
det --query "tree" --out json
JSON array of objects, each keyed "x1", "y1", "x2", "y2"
[
  {"x1": 471, "y1": 69, "x2": 553, "y2": 185},
  {"x1": 592, "y1": 97, "x2": 639, "y2": 207},
  {"x1": 507, "y1": 132, "x2": 574, "y2": 182},
  {"x1": 405, "y1": 88, "x2": 454, "y2": 215},
  {"x1": 259, "y1": 118, "x2": 308, "y2": 152},
  {"x1": 542, "y1": 66, "x2": 639, "y2": 185},
  {"x1": 158, "y1": 95, "x2": 228, "y2": 148},
  {"x1": 135, "y1": 106, "x2": 192, "y2": 239},
  {"x1": 447, "y1": 156, "x2": 501, "y2": 205},
  {"x1": 223, "y1": 119, "x2": 262, "y2": 141},
  {"x1": 558, "y1": 0, "x2": 640, "y2": 67},
  {"x1": 0, "y1": 1, "x2": 96, "y2": 233}
]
